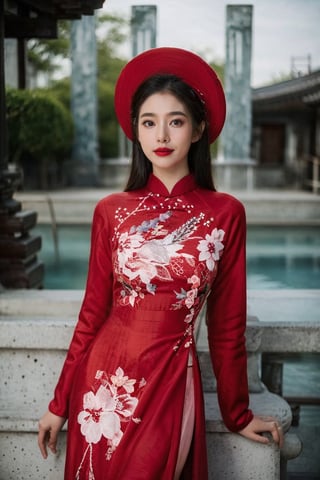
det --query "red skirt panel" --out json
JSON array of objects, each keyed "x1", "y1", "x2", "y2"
[{"x1": 64, "y1": 307, "x2": 208, "y2": 480}]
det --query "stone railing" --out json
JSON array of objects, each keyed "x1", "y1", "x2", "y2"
[{"x1": 1, "y1": 290, "x2": 318, "y2": 479}]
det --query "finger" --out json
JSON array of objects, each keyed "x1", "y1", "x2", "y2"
[
  {"x1": 268, "y1": 421, "x2": 283, "y2": 447},
  {"x1": 47, "y1": 428, "x2": 59, "y2": 454},
  {"x1": 275, "y1": 424, "x2": 284, "y2": 449},
  {"x1": 37, "y1": 427, "x2": 48, "y2": 459},
  {"x1": 249, "y1": 432, "x2": 270, "y2": 445}
]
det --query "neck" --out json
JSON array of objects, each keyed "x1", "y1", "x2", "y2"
[{"x1": 152, "y1": 167, "x2": 189, "y2": 193}]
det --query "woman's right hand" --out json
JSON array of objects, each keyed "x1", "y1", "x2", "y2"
[{"x1": 38, "y1": 410, "x2": 66, "y2": 459}]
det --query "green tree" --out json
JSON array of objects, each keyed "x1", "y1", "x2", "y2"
[
  {"x1": 6, "y1": 88, "x2": 73, "y2": 189},
  {"x1": 26, "y1": 13, "x2": 129, "y2": 83},
  {"x1": 96, "y1": 13, "x2": 129, "y2": 83},
  {"x1": 27, "y1": 20, "x2": 70, "y2": 76}
]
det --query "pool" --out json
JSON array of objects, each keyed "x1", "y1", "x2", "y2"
[
  {"x1": 34, "y1": 224, "x2": 320, "y2": 290},
  {"x1": 247, "y1": 226, "x2": 320, "y2": 290}
]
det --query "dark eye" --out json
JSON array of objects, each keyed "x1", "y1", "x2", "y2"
[
  {"x1": 171, "y1": 118, "x2": 184, "y2": 127},
  {"x1": 142, "y1": 120, "x2": 154, "y2": 127}
]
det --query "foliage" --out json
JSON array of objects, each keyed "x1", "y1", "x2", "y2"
[
  {"x1": 6, "y1": 88, "x2": 73, "y2": 157},
  {"x1": 44, "y1": 78, "x2": 71, "y2": 110},
  {"x1": 6, "y1": 88, "x2": 73, "y2": 188},
  {"x1": 97, "y1": 80, "x2": 120, "y2": 158},
  {"x1": 27, "y1": 21, "x2": 70, "y2": 75},
  {"x1": 96, "y1": 13, "x2": 128, "y2": 61},
  {"x1": 27, "y1": 14, "x2": 129, "y2": 82},
  {"x1": 44, "y1": 75, "x2": 124, "y2": 159}
]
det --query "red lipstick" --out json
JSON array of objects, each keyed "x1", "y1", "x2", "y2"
[{"x1": 154, "y1": 148, "x2": 174, "y2": 157}]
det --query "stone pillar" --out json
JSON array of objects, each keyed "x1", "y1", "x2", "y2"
[
  {"x1": 116, "y1": 6, "x2": 157, "y2": 160},
  {"x1": 70, "y1": 15, "x2": 99, "y2": 186},
  {"x1": 215, "y1": 5, "x2": 255, "y2": 190},
  {"x1": 224, "y1": 4, "x2": 253, "y2": 161},
  {"x1": 131, "y1": 5, "x2": 157, "y2": 56}
]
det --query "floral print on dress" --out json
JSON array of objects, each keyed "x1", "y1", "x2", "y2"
[
  {"x1": 76, "y1": 367, "x2": 146, "y2": 479},
  {"x1": 114, "y1": 208, "x2": 225, "y2": 352},
  {"x1": 115, "y1": 212, "x2": 204, "y2": 306},
  {"x1": 197, "y1": 228, "x2": 225, "y2": 271}
]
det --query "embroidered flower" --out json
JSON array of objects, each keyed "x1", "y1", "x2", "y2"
[
  {"x1": 185, "y1": 309, "x2": 194, "y2": 324},
  {"x1": 119, "y1": 281, "x2": 144, "y2": 307},
  {"x1": 77, "y1": 386, "x2": 121, "y2": 444},
  {"x1": 110, "y1": 367, "x2": 136, "y2": 394},
  {"x1": 185, "y1": 289, "x2": 198, "y2": 309},
  {"x1": 187, "y1": 274, "x2": 200, "y2": 289},
  {"x1": 116, "y1": 214, "x2": 201, "y2": 297},
  {"x1": 77, "y1": 367, "x2": 145, "y2": 463},
  {"x1": 197, "y1": 228, "x2": 225, "y2": 271}
]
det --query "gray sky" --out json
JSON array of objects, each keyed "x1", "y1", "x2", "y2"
[{"x1": 103, "y1": 0, "x2": 320, "y2": 87}]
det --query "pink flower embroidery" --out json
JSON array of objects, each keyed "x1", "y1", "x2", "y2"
[
  {"x1": 197, "y1": 228, "x2": 225, "y2": 271},
  {"x1": 185, "y1": 289, "x2": 198, "y2": 309},
  {"x1": 188, "y1": 274, "x2": 200, "y2": 288}
]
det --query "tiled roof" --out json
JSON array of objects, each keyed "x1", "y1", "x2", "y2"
[{"x1": 252, "y1": 70, "x2": 320, "y2": 107}]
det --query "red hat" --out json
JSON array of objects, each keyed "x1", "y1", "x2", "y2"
[{"x1": 114, "y1": 47, "x2": 226, "y2": 144}]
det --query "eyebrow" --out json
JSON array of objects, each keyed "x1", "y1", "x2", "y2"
[{"x1": 140, "y1": 111, "x2": 188, "y2": 118}]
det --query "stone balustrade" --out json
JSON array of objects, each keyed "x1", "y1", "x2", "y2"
[
  {"x1": 1, "y1": 290, "x2": 317, "y2": 479},
  {"x1": 15, "y1": 184, "x2": 320, "y2": 226}
]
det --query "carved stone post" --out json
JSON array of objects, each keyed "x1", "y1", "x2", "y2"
[
  {"x1": 224, "y1": 4, "x2": 253, "y2": 161},
  {"x1": 69, "y1": 15, "x2": 99, "y2": 186},
  {"x1": 131, "y1": 5, "x2": 157, "y2": 56},
  {"x1": 117, "y1": 5, "x2": 157, "y2": 159},
  {"x1": 215, "y1": 5, "x2": 255, "y2": 190}
]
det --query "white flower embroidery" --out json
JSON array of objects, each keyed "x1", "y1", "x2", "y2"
[
  {"x1": 77, "y1": 386, "x2": 122, "y2": 445},
  {"x1": 118, "y1": 236, "x2": 189, "y2": 286},
  {"x1": 197, "y1": 228, "x2": 225, "y2": 271},
  {"x1": 77, "y1": 367, "x2": 145, "y2": 464},
  {"x1": 110, "y1": 367, "x2": 136, "y2": 393}
]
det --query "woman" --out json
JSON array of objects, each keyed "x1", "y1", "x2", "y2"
[{"x1": 38, "y1": 47, "x2": 283, "y2": 479}]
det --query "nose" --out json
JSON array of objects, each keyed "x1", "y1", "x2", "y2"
[{"x1": 157, "y1": 123, "x2": 169, "y2": 143}]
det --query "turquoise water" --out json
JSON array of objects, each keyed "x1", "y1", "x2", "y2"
[
  {"x1": 35, "y1": 225, "x2": 91, "y2": 290},
  {"x1": 34, "y1": 225, "x2": 320, "y2": 290},
  {"x1": 247, "y1": 226, "x2": 320, "y2": 290}
]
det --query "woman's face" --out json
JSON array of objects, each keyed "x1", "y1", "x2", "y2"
[{"x1": 137, "y1": 91, "x2": 203, "y2": 179}]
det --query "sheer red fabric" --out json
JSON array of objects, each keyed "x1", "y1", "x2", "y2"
[{"x1": 49, "y1": 174, "x2": 253, "y2": 479}]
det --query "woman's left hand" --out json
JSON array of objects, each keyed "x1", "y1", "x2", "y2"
[{"x1": 239, "y1": 415, "x2": 284, "y2": 448}]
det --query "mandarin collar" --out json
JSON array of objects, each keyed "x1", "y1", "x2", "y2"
[{"x1": 146, "y1": 174, "x2": 197, "y2": 197}]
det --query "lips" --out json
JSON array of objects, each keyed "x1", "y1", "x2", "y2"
[{"x1": 153, "y1": 148, "x2": 174, "y2": 157}]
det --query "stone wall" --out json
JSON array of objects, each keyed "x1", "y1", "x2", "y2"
[{"x1": 0, "y1": 290, "x2": 308, "y2": 478}]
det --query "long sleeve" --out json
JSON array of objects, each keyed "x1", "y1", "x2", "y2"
[
  {"x1": 206, "y1": 198, "x2": 253, "y2": 432},
  {"x1": 49, "y1": 200, "x2": 113, "y2": 417}
]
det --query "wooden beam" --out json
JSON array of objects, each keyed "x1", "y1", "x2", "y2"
[
  {"x1": 4, "y1": 15, "x2": 58, "y2": 39},
  {"x1": 17, "y1": 39, "x2": 26, "y2": 89},
  {"x1": 16, "y1": 0, "x2": 55, "y2": 15},
  {"x1": 4, "y1": 1, "x2": 105, "y2": 22}
]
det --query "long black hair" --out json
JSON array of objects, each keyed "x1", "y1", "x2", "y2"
[{"x1": 124, "y1": 74, "x2": 216, "y2": 192}]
